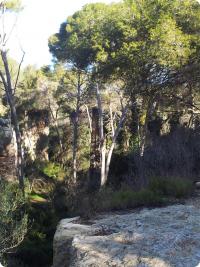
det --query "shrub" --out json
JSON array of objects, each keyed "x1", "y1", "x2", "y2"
[
  {"x1": 149, "y1": 177, "x2": 193, "y2": 198},
  {"x1": 110, "y1": 189, "x2": 165, "y2": 210},
  {"x1": 93, "y1": 187, "x2": 165, "y2": 212},
  {"x1": 0, "y1": 180, "x2": 28, "y2": 260},
  {"x1": 17, "y1": 204, "x2": 58, "y2": 267},
  {"x1": 91, "y1": 176, "x2": 193, "y2": 213},
  {"x1": 39, "y1": 162, "x2": 66, "y2": 181}
]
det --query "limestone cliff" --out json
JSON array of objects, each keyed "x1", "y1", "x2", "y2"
[
  {"x1": 0, "y1": 119, "x2": 17, "y2": 181},
  {"x1": 53, "y1": 203, "x2": 200, "y2": 267},
  {"x1": 0, "y1": 110, "x2": 50, "y2": 180}
]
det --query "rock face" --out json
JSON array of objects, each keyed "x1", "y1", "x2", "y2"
[
  {"x1": 0, "y1": 119, "x2": 17, "y2": 181},
  {"x1": 53, "y1": 204, "x2": 200, "y2": 267},
  {"x1": 23, "y1": 109, "x2": 49, "y2": 161}
]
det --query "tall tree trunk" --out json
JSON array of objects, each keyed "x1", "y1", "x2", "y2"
[
  {"x1": 72, "y1": 119, "x2": 78, "y2": 182},
  {"x1": 188, "y1": 82, "x2": 195, "y2": 129},
  {"x1": 104, "y1": 104, "x2": 129, "y2": 184},
  {"x1": 130, "y1": 98, "x2": 140, "y2": 151},
  {"x1": 140, "y1": 95, "x2": 157, "y2": 156},
  {"x1": 96, "y1": 84, "x2": 129, "y2": 186},
  {"x1": 72, "y1": 72, "x2": 81, "y2": 183},
  {"x1": 89, "y1": 107, "x2": 101, "y2": 190},
  {"x1": 0, "y1": 51, "x2": 24, "y2": 190},
  {"x1": 96, "y1": 84, "x2": 107, "y2": 187},
  {"x1": 10, "y1": 98, "x2": 24, "y2": 190},
  {"x1": 48, "y1": 101, "x2": 63, "y2": 153}
]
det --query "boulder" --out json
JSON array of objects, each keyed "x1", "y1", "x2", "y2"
[
  {"x1": 0, "y1": 119, "x2": 13, "y2": 156},
  {"x1": 53, "y1": 205, "x2": 200, "y2": 267}
]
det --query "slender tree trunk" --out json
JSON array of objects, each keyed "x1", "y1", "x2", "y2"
[
  {"x1": 10, "y1": 99, "x2": 24, "y2": 190},
  {"x1": 104, "y1": 104, "x2": 129, "y2": 184},
  {"x1": 89, "y1": 107, "x2": 100, "y2": 190},
  {"x1": 85, "y1": 104, "x2": 92, "y2": 133},
  {"x1": 72, "y1": 72, "x2": 81, "y2": 183},
  {"x1": 48, "y1": 101, "x2": 63, "y2": 153},
  {"x1": 188, "y1": 82, "x2": 195, "y2": 128},
  {"x1": 72, "y1": 120, "x2": 78, "y2": 182},
  {"x1": 96, "y1": 84, "x2": 130, "y2": 187},
  {"x1": 0, "y1": 51, "x2": 24, "y2": 190},
  {"x1": 140, "y1": 95, "x2": 157, "y2": 156},
  {"x1": 96, "y1": 84, "x2": 107, "y2": 187}
]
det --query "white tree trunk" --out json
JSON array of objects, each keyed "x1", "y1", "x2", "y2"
[
  {"x1": 104, "y1": 104, "x2": 129, "y2": 183},
  {"x1": 0, "y1": 51, "x2": 24, "y2": 191},
  {"x1": 96, "y1": 84, "x2": 129, "y2": 187},
  {"x1": 96, "y1": 84, "x2": 106, "y2": 186}
]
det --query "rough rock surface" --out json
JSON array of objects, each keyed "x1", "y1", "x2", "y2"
[
  {"x1": 0, "y1": 119, "x2": 17, "y2": 180},
  {"x1": 53, "y1": 204, "x2": 200, "y2": 267}
]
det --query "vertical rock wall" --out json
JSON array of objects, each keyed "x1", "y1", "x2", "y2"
[
  {"x1": 23, "y1": 109, "x2": 49, "y2": 161},
  {"x1": 0, "y1": 119, "x2": 17, "y2": 181}
]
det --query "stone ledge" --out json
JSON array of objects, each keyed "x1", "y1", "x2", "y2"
[{"x1": 53, "y1": 205, "x2": 200, "y2": 267}]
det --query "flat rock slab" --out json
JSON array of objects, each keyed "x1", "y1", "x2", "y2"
[{"x1": 53, "y1": 205, "x2": 200, "y2": 267}]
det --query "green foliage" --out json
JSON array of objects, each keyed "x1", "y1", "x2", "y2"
[
  {"x1": 18, "y1": 204, "x2": 58, "y2": 267},
  {"x1": 0, "y1": 180, "x2": 28, "y2": 258},
  {"x1": 94, "y1": 187, "x2": 165, "y2": 212},
  {"x1": 92, "y1": 177, "x2": 193, "y2": 212},
  {"x1": 49, "y1": 0, "x2": 200, "y2": 80},
  {"x1": 28, "y1": 194, "x2": 47, "y2": 203},
  {"x1": 4, "y1": 0, "x2": 23, "y2": 12},
  {"x1": 39, "y1": 162, "x2": 66, "y2": 181},
  {"x1": 150, "y1": 15, "x2": 191, "y2": 67},
  {"x1": 111, "y1": 189, "x2": 165, "y2": 209},
  {"x1": 149, "y1": 177, "x2": 193, "y2": 198}
]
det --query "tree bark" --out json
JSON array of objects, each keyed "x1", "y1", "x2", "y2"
[
  {"x1": 96, "y1": 84, "x2": 107, "y2": 187},
  {"x1": 89, "y1": 107, "x2": 101, "y2": 190},
  {"x1": 48, "y1": 100, "x2": 63, "y2": 153},
  {"x1": 0, "y1": 50, "x2": 24, "y2": 190},
  {"x1": 96, "y1": 84, "x2": 129, "y2": 187},
  {"x1": 104, "y1": 104, "x2": 129, "y2": 184},
  {"x1": 140, "y1": 95, "x2": 157, "y2": 156}
]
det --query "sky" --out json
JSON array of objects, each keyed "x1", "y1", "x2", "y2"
[{"x1": 7, "y1": 0, "x2": 119, "y2": 67}]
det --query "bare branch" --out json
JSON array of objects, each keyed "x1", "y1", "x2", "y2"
[
  {"x1": 13, "y1": 50, "x2": 25, "y2": 94},
  {"x1": 109, "y1": 103, "x2": 115, "y2": 137},
  {"x1": 0, "y1": 69, "x2": 7, "y2": 89},
  {"x1": 4, "y1": 15, "x2": 18, "y2": 45},
  {"x1": 85, "y1": 104, "x2": 92, "y2": 133},
  {"x1": 1, "y1": 50, "x2": 12, "y2": 92}
]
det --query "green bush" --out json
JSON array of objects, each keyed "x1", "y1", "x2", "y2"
[
  {"x1": 93, "y1": 187, "x2": 165, "y2": 212},
  {"x1": 110, "y1": 189, "x2": 165, "y2": 210},
  {"x1": 92, "y1": 176, "x2": 193, "y2": 213},
  {"x1": 135, "y1": 189, "x2": 166, "y2": 206},
  {"x1": 39, "y1": 162, "x2": 66, "y2": 181},
  {"x1": 149, "y1": 177, "x2": 193, "y2": 198},
  {"x1": 0, "y1": 180, "x2": 28, "y2": 260},
  {"x1": 17, "y1": 204, "x2": 58, "y2": 267}
]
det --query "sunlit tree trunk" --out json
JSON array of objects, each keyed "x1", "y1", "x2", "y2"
[
  {"x1": 96, "y1": 84, "x2": 129, "y2": 187},
  {"x1": 96, "y1": 84, "x2": 106, "y2": 186},
  {"x1": 140, "y1": 95, "x2": 157, "y2": 156},
  {"x1": 0, "y1": 50, "x2": 24, "y2": 191},
  {"x1": 88, "y1": 107, "x2": 101, "y2": 190},
  {"x1": 104, "y1": 104, "x2": 129, "y2": 184}
]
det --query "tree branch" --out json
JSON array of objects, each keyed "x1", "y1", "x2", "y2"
[{"x1": 13, "y1": 51, "x2": 25, "y2": 95}]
